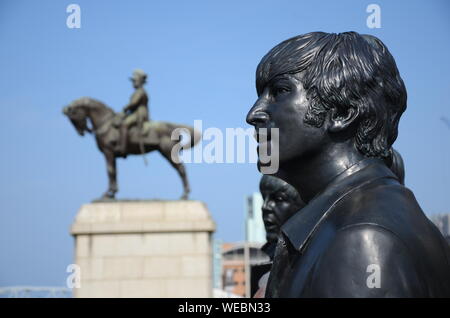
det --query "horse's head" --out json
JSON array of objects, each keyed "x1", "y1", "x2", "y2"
[{"x1": 63, "y1": 98, "x2": 93, "y2": 136}]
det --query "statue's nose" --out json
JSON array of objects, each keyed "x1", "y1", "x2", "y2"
[
  {"x1": 246, "y1": 98, "x2": 269, "y2": 126},
  {"x1": 262, "y1": 199, "x2": 273, "y2": 213},
  {"x1": 63, "y1": 106, "x2": 69, "y2": 115}
]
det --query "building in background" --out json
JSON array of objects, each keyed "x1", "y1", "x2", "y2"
[
  {"x1": 245, "y1": 193, "x2": 265, "y2": 244},
  {"x1": 215, "y1": 193, "x2": 270, "y2": 297},
  {"x1": 212, "y1": 239, "x2": 223, "y2": 290},
  {"x1": 221, "y1": 242, "x2": 269, "y2": 297}
]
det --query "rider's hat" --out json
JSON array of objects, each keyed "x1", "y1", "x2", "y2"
[{"x1": 130, "y1": 69, "x2": 147, "y2": 82}]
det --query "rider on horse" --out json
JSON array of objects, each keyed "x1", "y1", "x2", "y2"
[{"x1": 118, "y1": 69, "x2": 149, "y2": 156}]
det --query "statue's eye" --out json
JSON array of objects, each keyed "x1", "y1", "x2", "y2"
[{"x1": 272, "y1": 86, "x2": 291, "y2": 97}]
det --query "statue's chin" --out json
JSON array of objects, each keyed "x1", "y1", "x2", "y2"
[{"x1": 266, "y1": 234, "x2": 278, "y2": 244}]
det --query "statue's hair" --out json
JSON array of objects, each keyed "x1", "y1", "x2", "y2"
[
  {"x1": 259, "y1": 175, "x2": 304, "y2": 207},
  {"x1": 256, "y1": 32, "x2": 407, "y2": 159}
]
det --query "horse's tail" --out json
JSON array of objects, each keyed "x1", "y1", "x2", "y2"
[{"x1": 168, "y1": 123, "x2": 202, "y2": 150}]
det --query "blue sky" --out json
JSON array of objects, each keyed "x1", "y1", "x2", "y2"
[{"x1": 0, "y1": 0, "x2": 449, "y2": 286}]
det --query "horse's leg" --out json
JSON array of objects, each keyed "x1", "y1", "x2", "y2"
[
  {"x1": 159, "y1": 138, "x2": 190, "y2": 200},
  {"x1": 102, "y1": 150, "x2": 118, "y2": 199}
]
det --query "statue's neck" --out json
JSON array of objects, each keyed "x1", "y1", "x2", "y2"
[
  {"x1": 84, "y1": 104, "x2": 112, "y2": 130},
  {"x1": 277, "y1": 141, "x2": 366, "y2": 203}
]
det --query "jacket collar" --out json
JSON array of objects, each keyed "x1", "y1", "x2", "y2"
[
  {"x1": 280, "y1": 157, "x2": 398, "y2": 253},
  {"x1": 261, "y1": 241, "x2": 276, "y2": 261}
]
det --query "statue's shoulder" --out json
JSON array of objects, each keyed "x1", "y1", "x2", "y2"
[
  {"x1": 333, "y1": 181, "x2": 421, "y2": 231},
  {"x1": 329, "y1": 181, "x2": 439, "y2": 255},
  {"x1": 302, "y1": 182, "x2": 450, "y2": 297},
  {"x1": 138, "y1": 87, "x2": 148, "y2": 95},
  {"x1": 130, "y1": 87, "x2": 147, "y2": 98},
  {"x1": 303, "y1": 223, "x2": 427, "y2": 297}
]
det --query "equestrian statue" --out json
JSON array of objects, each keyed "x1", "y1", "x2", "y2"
[{"x1": 63, "y1": 70, "x2": 201, "y2": 200}]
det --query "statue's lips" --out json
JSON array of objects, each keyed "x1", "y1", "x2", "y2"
[
  {"x1": 255, "y1": 130, "x2": 272, "y2": 157},
  {"x1": 265, "y1": 223, "x2": 278, "y2": 232},
  {"x1": 263, "y1": 216, "x2": 278, "y2": 232},
  {"x1": 253, "y1": 129, "x2": 271, "y2": 144}
]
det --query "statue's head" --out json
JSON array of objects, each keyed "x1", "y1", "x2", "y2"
[
  {"x1": 247, "y1": 32, "x2": 407, "y2": 173},
  {"x1": 63, "y1": 98, "x2": 93, "y2": 136},
  {"x1": 130, "y1": 69, "x2": 147, "y2": 88},
  {"x1": 260, "y1": 175, "x2": 304, "y2": 244}
]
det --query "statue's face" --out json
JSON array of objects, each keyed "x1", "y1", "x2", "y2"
[
  {"x1": 131, "y1": 77, "x2": 145, "y2": 89},
  {"x1": 260, "y1": 179, "x2": 303, "y2": 243},
  {"x1": 247, "y1": 74, "x2": 328, "y2": 173},
  {"x1": 63, "y1": 104, "x2": 89, "y2": 136},
  {"x1": 131, "y1": 78, "x2": 139, "y2": 89}
]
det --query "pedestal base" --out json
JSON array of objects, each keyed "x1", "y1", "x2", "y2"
[{"x1": 70, "y1": 200, "x2": 215, "y2": 298}]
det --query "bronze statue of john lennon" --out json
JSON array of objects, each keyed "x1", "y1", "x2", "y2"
[
  {"x1": 247, "y1": 32, "x2": 450, "y2": 297},
  {"x1": 63, "y1": 70, "x2": 200, "y2": 200}
]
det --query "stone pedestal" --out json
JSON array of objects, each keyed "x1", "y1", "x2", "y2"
[{"x1": 70, "y1": 200, "x2": 216, "y2": 298}]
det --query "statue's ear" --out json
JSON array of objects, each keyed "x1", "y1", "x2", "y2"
[{"x1": 327, "y1": 106, "x2": 359, "y2": 133}]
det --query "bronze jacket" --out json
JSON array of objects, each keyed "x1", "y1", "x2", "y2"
[{"x1": 266, "y1": 158, "x2": 450, "y2": 297}]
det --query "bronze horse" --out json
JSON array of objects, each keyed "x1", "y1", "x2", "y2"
[{"x1": 63, "y1": 97, "x2": 201, "y2": 200}]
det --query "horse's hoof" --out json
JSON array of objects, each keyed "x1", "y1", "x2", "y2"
[
  {"x1": 92, "y1": 195, "x2": 115, "y2": 203},
  {"x1": 180, "y1": 194, "x2": 188, "y2": 200}
]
